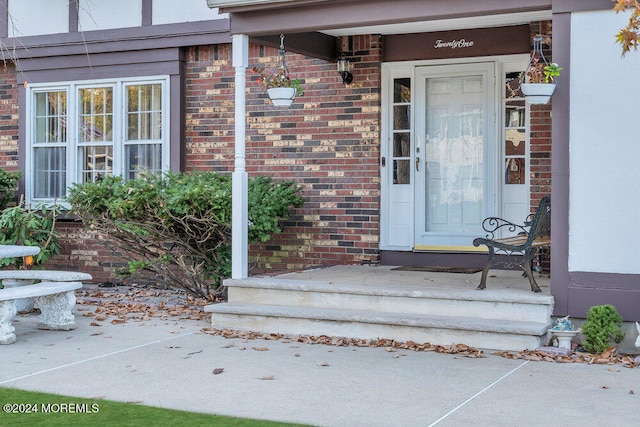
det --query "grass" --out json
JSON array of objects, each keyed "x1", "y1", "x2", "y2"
[{"x1": 0, "y1": 387, "x2": 306, "y2": 426}]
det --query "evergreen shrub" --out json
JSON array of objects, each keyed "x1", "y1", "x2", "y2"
[
  {"x1": 66, "y1": 171, "x2": 304, "y2": 301},
  {"x1": 581, "y1": 304, "x2": 625, "y2": 354}
]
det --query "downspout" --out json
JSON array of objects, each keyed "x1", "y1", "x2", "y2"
[{"x1": 231, "y1": 34, "x2": 249, "y2": 279}]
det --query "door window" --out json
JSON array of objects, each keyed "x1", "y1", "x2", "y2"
[{"x1": 392, "y1": 78, "x2": 411, "y2": 185}]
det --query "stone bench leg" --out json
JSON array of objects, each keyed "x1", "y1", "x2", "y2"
[
  {"x1": 2, "y1": 279, "x2": 35, "y2": 313},
  {"x1": 0, "y1": 300, "x2": 17, "y2": 344},
  {"x1": 37, "y1": 291, "x2": 77, "y2": 331}
]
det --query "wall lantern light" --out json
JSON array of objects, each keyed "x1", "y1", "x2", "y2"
[{"x1": 337, "y1": 55, "x2": 353, "y2": 84}]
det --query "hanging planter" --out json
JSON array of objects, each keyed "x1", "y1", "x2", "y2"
[
  {"x1": 253, "y1": 34, "x2": 303, "y2": 108},
  {"x1": 267, "y1": 87, "x2": 297, "y2": 107},
  {"x1": 520, "y1": 36, "x2": 562, "y2": 105},
  {"x1": 520, "y1": 82, "x2": 556, "y2": 105}
]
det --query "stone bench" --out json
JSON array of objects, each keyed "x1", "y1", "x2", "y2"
[
  {"x1": 0, "y1": 281, "x2": 83, "y2": 344},
  {"x1": 0, "y1": 270, "x2": 92, "y2": 313}
]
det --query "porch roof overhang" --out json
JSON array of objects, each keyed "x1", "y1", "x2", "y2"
[{"x1": 208, "y1": 0, "x2": 552, "y2": 60}]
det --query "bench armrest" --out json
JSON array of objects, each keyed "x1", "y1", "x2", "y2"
[{"x1": 477, "y1": 217, "x2": 528, "y2": 241}]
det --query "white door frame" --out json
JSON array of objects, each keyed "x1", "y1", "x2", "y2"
[{"x1": 380, "y1": 55, "x2": 529, "y2": 252}]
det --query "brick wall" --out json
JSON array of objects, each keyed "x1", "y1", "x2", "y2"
[
  {"x1": 184, "y1": 44, "x2": 235, "y2": 173},
  {"x1": 54, "y1": 222, "x2": 127, "y2": 284},
  {"x1": 528, "y1": 21, "x2": 553, "y2": 273},
  {"x1": 529, "y1": 21, "x2": 553, "y2": 209},
  {"x1": 246, "y1": 35, "x2": 382, "y2": 270},
  {"x1": 184, "y1": 35, "x2": 383, "y2": 272},
  {"x1": 0, "y1": 64, "x2": 18, "y2": 173}
]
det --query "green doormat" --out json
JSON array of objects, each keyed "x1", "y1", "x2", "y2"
[{"x1": 391, "y1": 266, "x2": 482, "y2": 274}]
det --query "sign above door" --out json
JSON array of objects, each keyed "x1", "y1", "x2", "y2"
[{"x1": 383, "y1": 25, "x2": 530, "y2": 62}]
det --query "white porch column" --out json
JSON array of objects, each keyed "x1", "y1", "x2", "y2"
[{"x1": 231, "y1": 34, "x2": 249, "y2": 279}]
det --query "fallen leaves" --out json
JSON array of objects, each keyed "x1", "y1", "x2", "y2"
[
  {"x1": 201, "y1": 328, "x2": 485, "y2": 358},
  {"x1": 200, "y1": 328, "x2": 640, "y2": 368},
  {"x1": 76, "y1": 283, "x2": 210, "y2": 326},
  {"x1": 212, "y1": 368, "x2": 224, "y2": 375},
  {"x1": 495, "y1": 347, "x2": 639, "y2": 368}
]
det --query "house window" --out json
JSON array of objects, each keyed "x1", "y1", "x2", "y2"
[{"x1": 27, "y1": 77, "x2": 169, "y2": 203}]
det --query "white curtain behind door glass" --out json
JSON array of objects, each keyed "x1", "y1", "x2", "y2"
[{"x1": 424, "y1": 75, "x2": 484, "y2": 233}]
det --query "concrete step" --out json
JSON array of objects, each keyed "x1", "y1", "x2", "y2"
[
  {"x1": 206, "y1": 268, "x2": 555, "y2": 351},
  {"x1": 224, "y1": 277, "x2": 554, "y2": 324},
  {"x1": 205, "y1": 303, "x2": 551, "y2": 351}
]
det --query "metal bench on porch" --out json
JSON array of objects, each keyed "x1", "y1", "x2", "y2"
[{"x1": 473, "y1": 196, "x2": 551, "y2": 293}]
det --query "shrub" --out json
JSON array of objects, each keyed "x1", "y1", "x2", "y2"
[
  {"x1": 581, "y1": 304, "x2": 625, "y2": 354},
  {"x1": 0, "y1": 169, "x2": 20, "y2": 210},
  {"x1": 66, "y1": 171, "x2": 304, "y2": 301},
  {"x1": 0, "y1": 202, "x2": 63, "y2": 269}
]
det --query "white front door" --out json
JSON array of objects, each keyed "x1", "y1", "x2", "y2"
[{"x1": 414, "y1": 63, "x2": 496, "y2": 249}]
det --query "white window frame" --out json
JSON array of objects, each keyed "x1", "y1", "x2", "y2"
[{"x1": 25, "y1": 76, "x2": 171, "y2": 206}]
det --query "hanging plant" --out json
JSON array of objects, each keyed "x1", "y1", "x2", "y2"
[
  {"x1": 520, "y1": 36, "x2": 562, "y2": 105},
  {"x1": 253, "y1": 34, "x2": 303, "y2": 107}
]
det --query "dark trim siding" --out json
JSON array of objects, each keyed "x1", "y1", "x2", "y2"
[
  {"x1": 226, "y1": 0, "x2": 552, "y2": 35},
  {"x1": 568, "y1": 273, "x2": 640, "y2": 320},
  {"x1": 69, "y1": 0, "x2": 79, "y2": 32},
  {"x1": 0, "y1": 0, "x2": 8, "y2": 38},
  {"x1": 551, "y1": 10, "x2": 571, "y2": 316},
  {"x1": 17, "y1": 84, "x2": 26, "y2": 200},
  {"x1": 2, "y1": 20, "x2": 230, "y2": 59},
  {"x1": 552, "y1": 0, "x2": 640, "y2": 321},
  {"x1": 15, "y1": 48, "x2": 183, "y2": 84},
  {"x1": 553, "y1": 0, "x2": 614, "y2": 13},
  {"x1": 170, "y1": 70, "x2": 186, "y2": 172},
  {"x1": 142, "y1": 0, "x2": 153, "y2": 26}
]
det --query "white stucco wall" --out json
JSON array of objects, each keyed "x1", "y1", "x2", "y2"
[
  {"x1": 153, "y1": 0, "x2": 226, "y2": 24},
  {"x1": 569, "y1": 9, "x2": 640, "y2": 274},
  {"x1": 78, "y1": 0, "x2": 143, "y2": 31},
  {"x1": 8, "y1": 0, "x2": 68, "y2": 37}
]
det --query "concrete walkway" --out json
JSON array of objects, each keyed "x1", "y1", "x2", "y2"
[{"x1": 1, "y1": 292, "x2": 639, "y2": 426}]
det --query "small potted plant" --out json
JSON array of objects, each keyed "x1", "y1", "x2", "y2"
[
  {"x1": 520, "y1": 59, "x2": 562, "y2": 104},
  {"x1": 253, "y1": 65, "x2": 303, "y2": 107}
]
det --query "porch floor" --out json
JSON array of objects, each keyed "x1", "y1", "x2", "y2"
[{"x1": 252, "y1": 264, "x2": 551, "y2": 296}]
